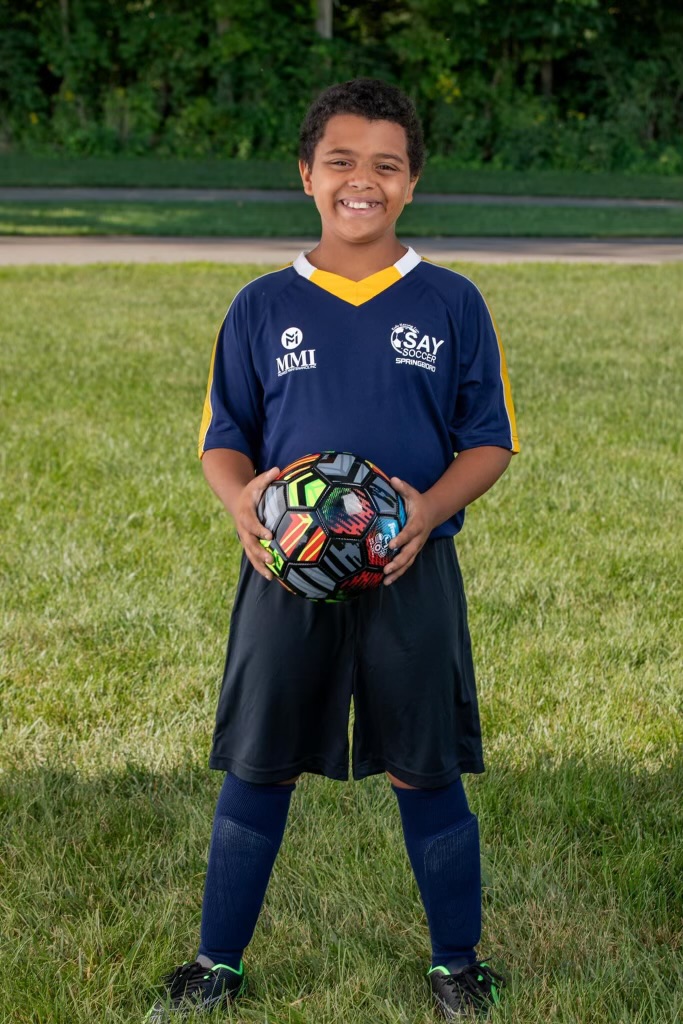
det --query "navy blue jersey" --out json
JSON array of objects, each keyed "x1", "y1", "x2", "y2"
[{"x1": 199, "y1": 248, "x2": 518, "y2": 538}]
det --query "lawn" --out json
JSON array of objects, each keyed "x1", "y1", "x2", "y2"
[
  {"x1": 1, "y1": 201, "x2": 683, "y2": 238},
  {"x1": 3, "y1": 153, "x2": 683, "y2": 200},
  {"x1": 1, "y1": 263, "x2": 681, "y2": 1024}
]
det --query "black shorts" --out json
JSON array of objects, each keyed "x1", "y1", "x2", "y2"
[{"x1": 209, "y1": 538, "x2": 484, "y2": 789}]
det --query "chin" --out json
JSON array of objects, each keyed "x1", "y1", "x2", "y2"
[{"x1": 340, "y1": 221, "x2": 385, "y2": 240}]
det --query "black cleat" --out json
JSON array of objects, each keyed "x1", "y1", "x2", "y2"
[
  {"x1": 147, "y1": 959, "x2": 246, "y2": 1020},
  {"x1": 429, "y1": 961, "x2": 505, "y2": 1018}
]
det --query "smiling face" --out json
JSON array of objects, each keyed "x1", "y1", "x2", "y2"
[{"x1": 299, "y1": 114, "x2": 418, "y2": 249}]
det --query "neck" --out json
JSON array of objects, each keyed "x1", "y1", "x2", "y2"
[{"x1": 306, "y1": 235, "x2": 407, "y2": 281}]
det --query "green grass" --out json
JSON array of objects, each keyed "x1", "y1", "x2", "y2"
[
  {"x1": 3, "y1": 153, "x2": 683, "y2": 199},
  {"x1": 1, "y1": 263, "x2": 682, "y2": 1024},
  {"x1": 1, "y1": 200, "x2": 683, "y2": 237}
]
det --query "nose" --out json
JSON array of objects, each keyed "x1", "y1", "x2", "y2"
[{"x1": 346, "y1": 161, "x2": 376, "y2": 190}]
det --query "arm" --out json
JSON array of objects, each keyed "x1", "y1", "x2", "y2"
[
  {"x1": 383, "y1": 445, "x2": 512, "y2": 585},
  {"x1": 202, "y1": 448, "x2": 280, "y2": 580}
]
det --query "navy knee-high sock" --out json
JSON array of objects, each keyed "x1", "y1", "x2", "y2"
[
  {"x1": 197, "y1": 773, "x2": 295, "y2": 970},
  {"x1": 393, "y1": 779, "x2": 481, "y2": 971}
]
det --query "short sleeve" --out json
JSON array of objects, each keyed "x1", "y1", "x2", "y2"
[
  {"x1": 197, "y1": 291, "x2": 262, "y2": 461},
  {"x1": 450, "y1": 285, "x2": 519, "y2": 454}
]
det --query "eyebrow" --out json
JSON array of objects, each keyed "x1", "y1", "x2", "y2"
[{"x1": 324, "y1": 147, "x2": 405, "y2": 164}]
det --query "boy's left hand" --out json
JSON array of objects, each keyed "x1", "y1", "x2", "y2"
[{"x1": 383, "y1": 477, "x2": 436, "y2": 585}]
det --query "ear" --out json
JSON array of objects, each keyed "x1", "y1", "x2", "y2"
[
  {"x1": 404, "y1": 175, "x2": 419, "y2": 205},
  {"x1": 299, "y1": 159, "x2": 314, "y2": 197}
]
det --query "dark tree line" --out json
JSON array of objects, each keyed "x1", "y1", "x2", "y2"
[{"x1": 1, "y1": 0, "x2": 682, "y2": 173}]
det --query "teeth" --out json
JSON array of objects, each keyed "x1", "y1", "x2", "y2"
[{"x1": 342, "y1": 200, "x2": 377, "y2": 209}]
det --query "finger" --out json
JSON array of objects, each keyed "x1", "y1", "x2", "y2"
[
  {"x1": 383, "y1": 550, "x2": 417, "y2": 584},
  {"x1": 389, "y1": 526, "x2": 413, "y2": 550},
  {"x1": 239, "y1": 524, "x2": 274, "y2": 561},
  {"x1": 390, "y1": 476, "x2": 419, "y2": 507},
  {"x1": 387, "y1": 529, "x2": 425, "y2": 566},
  {"x1": 389, "y1": 519, "x2": 423, "y2": 551},
  {"x1": 253, "y1": 465, "x2": 281, "y2": 495},
  {"x1": 389, "y1": 476, "x2": 419, "y2": 534},
  {"x1": 390, "y1": 475, "x2": 415, "y2": 496},
  {"x1": 241, "y1": 507, "x2": 273, "y2": 542},
  {"x1": 384, "y1": 537, "x2": 421, "y2": 576},
  {"x1": 247, "y1": 467, "x2": 281, "y2": 539},
  {"x1": 248, "y1": 555, "x2": 275, "y2": 581},
  {"x1": 242, "y1": 536, "x2": 276, "y2": 580},
  {"x1": 246, "y1": 467, "x2": 282, "y2": 520}
]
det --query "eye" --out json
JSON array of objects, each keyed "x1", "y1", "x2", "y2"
[
  {"x1": 330, "y1": 159, "x2": 351, "y2": 167},
  {"x1": 377, "y1": 164, "x2": 399, "y2": 172}
]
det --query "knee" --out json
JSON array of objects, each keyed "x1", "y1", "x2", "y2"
[{"x1": 386, "y1": 771, "x2": 420, "y2": 790}]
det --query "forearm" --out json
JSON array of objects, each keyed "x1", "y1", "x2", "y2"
[
  {"x1": 423, "y1": 446, "x2": 513, "y2": 530},
  {"x1": 201, "y1": 448, "x2": 256, "y2": 518},
  {"x1": 202, "y1": 448, "x2": 281, "y2": 579}
]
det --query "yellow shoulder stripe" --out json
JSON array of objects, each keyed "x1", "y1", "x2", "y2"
[
  {"x1": 197, "y1": 331, "x2": 220, "y2": 459},
  {"x1": 490, "y1": 312, "x2": 520, "y2": 453}
]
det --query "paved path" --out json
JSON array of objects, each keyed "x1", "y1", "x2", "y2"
[
  {"x1": 2, "y1": 235, "x2": 682, "y2": 266},
  {"x1": 2, "y1": 187, "x2": 682, "y2": 209}
]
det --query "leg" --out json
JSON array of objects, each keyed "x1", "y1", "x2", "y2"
[
  {"x1": 353, "y1": 540, "x2": 484, "y2": 791},
  {"x1": 353, "y1": 545, "x2": 500, "y2": 1014},
  {"x1": 354, "y1": 542, "x2": 484, "y2": 970},
  {"x1": 197, "y1": 773, "x2": 296, "y2": 969},
  {"x1": 390, "y1": 774, "x2": 481, "y2": 971},
  {"x1": 386, "y1": 771, "x2": 418, "y2": 790}
]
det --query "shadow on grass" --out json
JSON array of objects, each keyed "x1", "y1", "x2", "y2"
[{"x1": 1, "y1": 756, "x2": 681, "y2": 1023}]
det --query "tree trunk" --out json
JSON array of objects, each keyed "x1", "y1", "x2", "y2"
[
  {"x1": 541, "y1": 58, "x2": 553, "y2": 99},
  {"x1": 316, "y1": 0, "x2": 333, "y2": 40},
  {"x1": 60, "y1": 0, "x2": 69, "y2": 45}
]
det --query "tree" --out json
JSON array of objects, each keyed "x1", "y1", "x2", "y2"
[{"x1": 316, "y1": 0, "x2": 333, "y2": 39}]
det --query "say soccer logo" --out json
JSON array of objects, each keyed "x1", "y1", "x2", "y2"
[{"x1": 390, "y1": 322, "x2": 445, "y2": 373}]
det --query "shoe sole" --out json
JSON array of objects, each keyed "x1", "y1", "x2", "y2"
[
  {"x1": 432, "y1": 991, "x2": 489, "y2": 1020},
  {"x1": 146, "y1": 985, "x2": 244, "y2": 1021}
]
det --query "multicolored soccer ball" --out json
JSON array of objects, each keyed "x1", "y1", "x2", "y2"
[{"x1": 257, "y1": 452, "x2": 407, "y2": 601}]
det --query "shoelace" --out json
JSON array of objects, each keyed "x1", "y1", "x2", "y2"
[
  {"x1": 163, "y1": 961, "x2": 218, "y2": 998},
  {"x1": 442, "y1": 961, "x2": 506, "y2": 1000}
]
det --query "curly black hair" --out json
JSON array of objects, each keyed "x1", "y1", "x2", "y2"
[{"x1": 299, "y1": 78, "x2": 425, "y2": 179}]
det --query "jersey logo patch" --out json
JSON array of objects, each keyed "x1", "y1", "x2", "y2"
[
  {"x1": 276, "y1": 349, "x2": 317, "y2": 377},
  {"x1": 277, "y1": 325, "x2": 316, "y2": 376},
  {"x1": 281, "y1": 326, "x2": 303, "y2": 350},
  {"x1": 390, "y1": 323, "x2": 445, "y2": 373}
]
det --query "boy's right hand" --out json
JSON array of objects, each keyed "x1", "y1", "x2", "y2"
[{"x1": 234, "y1": 466, "x2": 281, "y2": 579}]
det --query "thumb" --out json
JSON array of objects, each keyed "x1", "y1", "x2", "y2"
[
  {"x1": 390, "y1": 475, "x2": 413, "y2": 497},
  {"x1": 255, "y1": 465, "x2": 281, "y2": 491}
]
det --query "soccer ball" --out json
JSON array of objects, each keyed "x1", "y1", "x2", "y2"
[{"x1": 257, "y1": 451, "x2": 407, "y2": 601}]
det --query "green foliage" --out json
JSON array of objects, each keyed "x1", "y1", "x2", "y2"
[{"x1": 1, "y1": 0, "x2": 683, "y2": 173}]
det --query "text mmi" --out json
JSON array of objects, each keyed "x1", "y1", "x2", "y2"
[{"x1": 277, "y1": 349, "x2": 317, "y2": 377}]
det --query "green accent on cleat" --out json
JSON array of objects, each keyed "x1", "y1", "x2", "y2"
[
  {"x1": 428, "y1": 959, "x2": 506, "y2": 1018},
  {"x1": 212, "y1": 960, "x2": 244, "y2": 976},
  {"x1": 147, "y1": 959, "x2": 246, "y2": 1020}
]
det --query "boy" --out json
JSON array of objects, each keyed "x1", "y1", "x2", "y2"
[{"x1": 149, "y1": 78, "x2": 517, "y2": 1021}]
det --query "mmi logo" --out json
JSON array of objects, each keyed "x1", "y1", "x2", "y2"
[
  {"x1": 281, "y1": 326, "x2": 303, "y2": 350},
  {"x1": 276, "y1": 349, "x2": 317, "y2": 377}
]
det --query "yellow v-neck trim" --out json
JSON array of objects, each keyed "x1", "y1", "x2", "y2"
[
  {"x1": 309, "y1": 265, "x2": 401, "y2": 306},
  {"x1": 293, "y1": 248, "x2": 421, "y2": 307}
]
